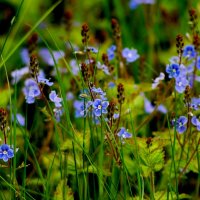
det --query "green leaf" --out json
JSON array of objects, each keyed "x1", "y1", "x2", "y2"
[
  {"x1": 136, "y1": 137, "x2": 165, "y2": 177},
  {"x1": 54, "y1": 180, "x2": 74, "y2": 200},
  {"x1": 154, "y1": 191, "x2": 191, "y2": 200},
  {"x1": 0, "y1": 88, "x2": 13, "y2": 107}
]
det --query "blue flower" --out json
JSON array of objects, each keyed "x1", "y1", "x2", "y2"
[
  {"x1": 73, "y1": 100, "x2": 85, "y2": 118},
  {"x1": 70, "y1": 59, "x2": 80, "y2": 75},
  {"x1": 122, "y1": 48, "x2": 139, "y2": 63},
  {"x1": 66, "y1": 92, "x2": 74, "y2": 100},
  {"x1": 108, "y1": 82, "x2": 115, "y2": 88},
  {"x1": 11, "y1": 66, "x2": 29, "y2": 84},
  {"x1": 190, "y1": 97, "x2": 200, "y2": 110},
  {"x1": 175, "y1": 76, "x2": 189, "y2": 93},
  {"x1": 92, "y1": 99, "x2": 109, "y2": 117},
  {"x1": 152, "y1": 72, "x2": 165, "y2": 89},
  {"x1": 73, "y1": 100, "x2": 92, "y2": 118},
  {"x1": 22, "y1": 79, "x2": 41, "y2": 104},
  {"x1": 91, "y1": 87, "x2": 107, "y2": 100},
  {"x1": 166, "y1": 63, "x2": 180, "y2": 78},
  {"x1": 107, "y1": 45, "x2": 116, "y2": 61},
  {"x1": 129, "y1": 0, "x2": 155, "y2": 10},
  {"x1": 38, "y1": 77, "x2": 54, "y2": 86},
  {"x1": 39, "y1": 48, "x2": 64, "y2": 66},
  {"x1": 20, "y1": 48, "x2": 30, "y2": 65},
  {"x1": 182, "y1": 45, "x2": 196, "y2": 59},
  {"x1": 12, "y1": 113, "x2": 25, "y2": 126},
  {"x1": 113, "y1": 113, "x2": 119, "y2": 119},
  {"x1": 144, "y1": 97, "x2": 167, "y2": 114},
  {"x1": 53, "y1": 107, "x2": 63, "y2": 122},
  {"x1": 117, "y1": 127, "x2": 132, "y2": 139},
  {"x1": 49, "y1": 91, "x2": 62, "y2": 108},
  {"x1": 84, "y1": 46, "x2": 98, "y2": 54},
  {"x1": 96, "y1": 62, "x2": 110, "y2": 75},
  {"x1": 172, "y1": 116, "x2": 188, "y2": 133},
  {"x1": 169, "y1": 56, "x2": 179, "y2": 64},
  {"x1": 0, "y1": 144, "x2": 14, "y2": 162},
  {"x1": 191, "y1": 116, "x2": 200, "y2": 131},
  {"x1": 197, "y1": 56, "x2": 200, "y2": 69}
]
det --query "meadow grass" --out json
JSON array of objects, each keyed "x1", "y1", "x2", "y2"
[{"x1": 0, "y1": 0, "x2": 200, "y2": 200}]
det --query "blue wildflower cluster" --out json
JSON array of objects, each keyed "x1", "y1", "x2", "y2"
[
  {"x1": 73, "y1": 86, "x2": 109, "y2": 123},
  {"x1": 171, "y1": 96, "x2": 200, "y2": 133},
  {"x1": 165, "y1": 44, "x2": 200, "y2": 93}
]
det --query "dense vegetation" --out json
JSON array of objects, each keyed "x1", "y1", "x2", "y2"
[{"x1": 0, "y1": 0, "x2": 199, "y2": 199}]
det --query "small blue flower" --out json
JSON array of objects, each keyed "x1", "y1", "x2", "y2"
[
  {"x1": 117, "y1": 127, "x2": 132, "y2": 139},
  {"x1": 190, "y1": 97, "x2": 200, "y2": 110},
  {"x1": 169, "y1": 56, "x2": 179, "y2": 64},
  {"x1": 129, "y1": 0, "x2": 155, "y2": 10},
  {"x1": 172, "y1": 116, "x2": 188, "y2": 133},
  {"x1": 91, "y1": 87, "x2": 107, "y2": 100},
  {"x1": 73, "y1": 100, "x2": 85, "y2": 118},
  {"x1": 197, "y1": 56, "x2": 200, "y2": 69},
  {"x1": 182, "y1": 45, "x2": 196, "y2": 59},
  {"x1": 53, "y1": 107, "x2": 63, "y2": 122},
  {"x1": 96, "y1": 62, "x2": 110, "y2": 75},
  {"x1": 92, "y1": 99, "x2": 109, "y2": 117},
  {"x1": 107, "y1": 45, "x2": 116, "y2": 61},
  {"x1": 66, "y1": 92, "x2": 74, "y2": 100},
  {"x1": 122, "y1": 48, "x2": 139, "y2": 63},
  {"x1": 191, "y1": 116, "x2": 200, "y2": 131},
  {"x1": 49, "y1": 91, "x2": 62, "y2": 108},
  {"x1": 175, "y1": 76, "x2": 189, "y2": 93},
  {"x1": 84, "y1": 46, "x2": 98, "y2": 54},
  {"x1": 38, "y1": 77, "x2": 54, "y2": 86},
  {"x1": 73, "y1": 100, "x2": 92, "y2": 118},
  {"x1": 152, "y1": 72, "x2": 165, "y2": 89},
  {"x1": 144, "y1": 97, "x2": 167, "y2": 114},
  {"x1": 20, "y1": 48, "x2": 30, "y2": 65},
  {"x1": 108, "y1": 82, "x2": 115, "y2": 88},
  {"x1": 70, "y1": 59, "x2": 80, "y2": 75},
  {"x1": 113, "y1": 113, "x2": 119, "y2": 119},
  {"x1": 39, "y1": 48, "x2": 64, "y2": 66},
  {"x1": 0, "y1": 144, "x2": 14, "y2": 162},
  {"x1": 12, "y1": 113, "x2": 25, "y2": 126},
  {"x1": 23, "y1": 79, "x2": 41, "y2": 104},
  {"x1": 166, "y1": 63, "x2": 180, "y2": 78},
  {"x1": 11, "y1": 66, "x2": 29, "y2": 84},
  {"x1": 157, "y1": 105, "x2": 167, "y2": 114}
]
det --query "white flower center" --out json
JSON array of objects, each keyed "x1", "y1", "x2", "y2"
[
  {"x1": 178, "y1": 82, "x2": 182, "y2": 86},
  {"x1": 128, "y1": 52, "x2": 132, "y2": 58},
  {"x1": 98, "y1": 105, "x2": 102, "y2": 109},
  {"x1": 3, "y1": 150, "x2": 7, "y2": 155}
]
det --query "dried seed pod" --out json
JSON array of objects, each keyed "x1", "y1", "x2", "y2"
[
  {"x1": 81, "y1": 23, "x2": 89, "y2": 45},
  {"x1": 117, "y1": 83, "x2": 125, "y2": 104},
  {"x1": 0, "y1": 108, "x2": 8, "y2": 132},
  {"x1": 81, "y1": 62, "x2": 90, "y2": 82},
  {"x1": 29, "y1": 54, "x2": 39, "y2": 81}
]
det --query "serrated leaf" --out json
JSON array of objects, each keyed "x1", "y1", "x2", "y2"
[
  {"x1": 154, "y1": 191, "x2": 191, "y2": 200},
  {"x1": 61, "y1": 130, "x2": 90, "y2": 153},
  {"x1": 135, "y1": 137, "x2": 165, "y2": 176},
  {"x1": 82, "y1": 165, "x2": 111, "y2": 176},
  {"x1": 54, "y1": 180, "x2": 74, "y2": 200}
]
